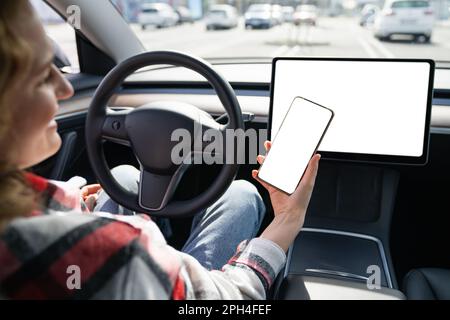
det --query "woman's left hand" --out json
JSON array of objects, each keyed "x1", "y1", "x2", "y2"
[{"x1": 81, "y1": 184, "x2": 102, "y2": 211}]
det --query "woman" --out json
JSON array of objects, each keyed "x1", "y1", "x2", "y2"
[{"x1": 0, "y1": 0, "x2": 320, "y2": 299}]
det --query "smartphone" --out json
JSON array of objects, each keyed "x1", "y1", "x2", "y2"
[{"x1": 258, "y1": 96, "x2": 334, "y2": 195}]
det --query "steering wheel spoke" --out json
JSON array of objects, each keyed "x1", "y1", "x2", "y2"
[
  {"x1": 194, "y1": 113, "x2": 226, "y2": 158},
  {"x1": 138, "y1": 165, "x2": 189, "y2": 211},
  {"x1": 102, "y1": 108, "x2": 131, "y2": 146}
]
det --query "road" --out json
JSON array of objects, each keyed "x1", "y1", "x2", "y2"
[{"x1": 46, "y1": 16, "x2": 450, "y2": 69}]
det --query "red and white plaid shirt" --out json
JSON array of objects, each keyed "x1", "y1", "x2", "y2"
[{"x1": 0, "y1": 173, "x2": 286, "y2": 300}]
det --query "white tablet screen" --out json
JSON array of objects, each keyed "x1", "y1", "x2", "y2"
[{"x1": 271, "y1": 59, "x2": 432, "y2": 160}]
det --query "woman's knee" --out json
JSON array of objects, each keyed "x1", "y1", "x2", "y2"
[
  {"x1": 110, "y1": 165, "x2": 140, "y2": 193},
  {"x1": 225, "y1": 180, "x2": 266, "y2": 224}
]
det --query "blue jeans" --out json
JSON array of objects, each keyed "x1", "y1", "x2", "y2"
[{"x1": 94, "y1": 165, "x2": 266, "y2": 270}]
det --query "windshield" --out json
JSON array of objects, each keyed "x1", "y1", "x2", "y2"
[
  {"x1": 390, "y1": 1, "x2": 430, "y2": 8},
  {"x1": 142, "y1": 8, "x2": 158, "y2": 13},
  {"x1": 248, "y1": 8, "x2": 270, "y2": 13},
  {"x1": 111, "y1": 0, "x2": 448, "y2": 64},
  {"x1": 248, "y1": 4, "x2": 271, "y2": 11},
  {"x1": 208, "y1": 10, "x2": 226, "y2": 16}
]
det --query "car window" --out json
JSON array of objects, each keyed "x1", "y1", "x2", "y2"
[
  {"x1": 249, "y1": 6, "x2": 270, "y2": 12},
  {"x1": 209, "y1": 10, "x2": 226, "y2": 16},
  {"x1": 31, "y1": 0, "x2": 79, "y2": 73},
  {"x1": 297, "y1": 5, "x2": 317, "y2": 12},
  {"x1": 391, "y1": 1, "x2": 430, "y2": 8},
  {"x1": 142, "y1": 8, "x2": 159, "y2": 13}
]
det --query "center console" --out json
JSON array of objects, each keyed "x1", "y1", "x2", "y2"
[
  {"x1": 271, "y1": 163, "x2": 406, "y2": 300},
  {"x1": 289, "y1": 228, "x2": 392, "y2": 287},
  {"x1": 274, "y1": 228, "x2": 405, "y2": 300}
]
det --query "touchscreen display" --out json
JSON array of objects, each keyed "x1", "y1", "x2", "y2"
[{"x1": 270, "y1": 59, "x2": 433, "y2": 164}]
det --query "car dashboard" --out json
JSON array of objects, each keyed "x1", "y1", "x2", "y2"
[
  {"x1": 59, "y1": 62, "x2": 450, "y2": 130},
  {"x1": 53, "y1": 61, "x2": 450, "y2": 299}
]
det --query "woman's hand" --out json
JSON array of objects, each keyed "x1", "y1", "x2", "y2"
[
  {"x1": 81, "y1": 184, "x2": 102, "y2": 211},
  {"x1": 252, "y1": 141, "x2": 321, "y2": 252}
]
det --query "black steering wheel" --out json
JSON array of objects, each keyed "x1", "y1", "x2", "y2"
[{"x1": 85, "y1": 51, "x2": 244, "y2": 218}]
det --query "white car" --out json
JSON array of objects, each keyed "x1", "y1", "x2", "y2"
[
  {"x1": 138, "y1": 3, "x2": 179, "y2": 29},
  {"x1": 205, "y1": 5, "x2": 239, "y2": 30},
  {"x1": 282, "y1": 6, "x2": 295, "y2": 23},
  {"x1": 374, "y1": 0, "x2": 434, "y2": 42},
  {"x1": 271, "y1": 4, "x2": 284, "y2": 25},
  {"x1": 245, "y1": 4, "x2": 274, "y2": 29},
  {"x1": 293, "y1": 5, "x2": 318, "y2": 26}
]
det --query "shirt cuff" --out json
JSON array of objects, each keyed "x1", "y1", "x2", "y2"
[
  {"x1": 245, "y1": 238, "x2": 286, "y2": 274},
  {"x1": 231, "y1": 238, "x2": 287, "y2": 291}
]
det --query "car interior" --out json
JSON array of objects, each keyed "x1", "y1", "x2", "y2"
[{"x1": 29, "y1": 0, "x2": 450, "y2": 300}]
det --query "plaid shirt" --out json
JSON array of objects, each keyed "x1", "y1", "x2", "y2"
[{"x1": 0, "y1": 173, "x2": 286, "y2": 300}]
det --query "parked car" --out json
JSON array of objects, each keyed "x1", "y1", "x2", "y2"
[
  {"x1": 205, "y1": 5, "x2": 239, "y2": 30},
  {"x1": 282, "y1": 6, "x2": 295, "y2": 23},
  {"x1": 360, "y1": 4, "x2": 380, "y2": 26},
  {"x1": 293, "y1": 4, "x2": 318, "y2": 26},
  {"x1": 138, "y1": 3, "x2": 179, "y2": 29},
  {"x1": 175, "y1": 6, "x2": 194, "y2": 24},
  {"x1": 374, "y1": 0, "x2": 434, "y2": 42},
  {"x1": 245, "y1": 4, "x2": 274, "y2": 29},
  {"x1": 271, "y1": 4, "x2": 284, "y2": 25}
]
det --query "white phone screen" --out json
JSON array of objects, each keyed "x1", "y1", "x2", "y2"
[{"x1": 258, "y1": 97, "x2": 333, "y2": 194}]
